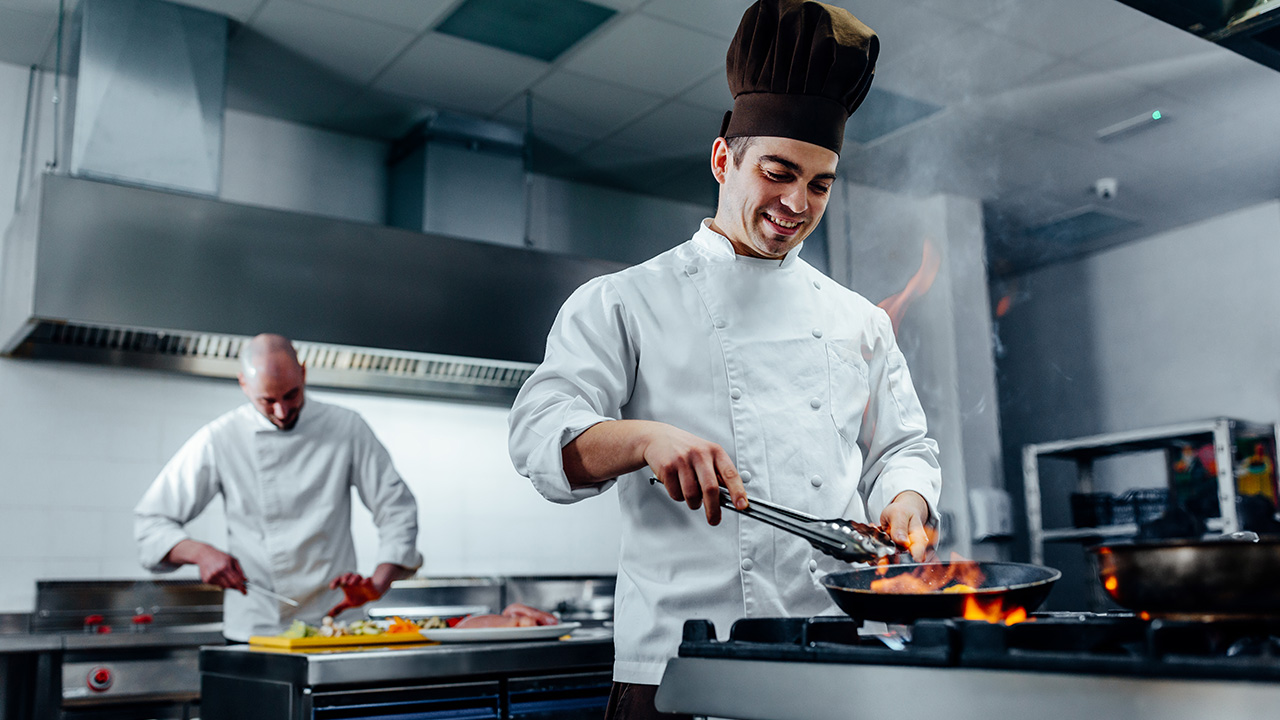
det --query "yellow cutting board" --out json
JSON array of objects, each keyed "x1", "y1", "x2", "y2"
[{"x1": 249, "y1": 632, "x2": 438, "y2": 649}]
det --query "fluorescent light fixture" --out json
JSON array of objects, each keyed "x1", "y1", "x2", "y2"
[{"x1": 1096, "y1": 110, "x2": 1166, "y2": 142}]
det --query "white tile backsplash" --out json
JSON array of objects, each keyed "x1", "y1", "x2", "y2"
[{"x1": 0, "y1": 358, "x2": 622, "y2": 612}]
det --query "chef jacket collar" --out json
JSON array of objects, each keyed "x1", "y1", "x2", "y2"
[
  {"x1": 249, "y1": 401, "x2": 307, "y2": 433},
  {"x1": 693, "y1": 219, "x2": 804, "y2": 269}
]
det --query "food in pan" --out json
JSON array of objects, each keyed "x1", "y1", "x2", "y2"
[{"x1": 454, "y1": 602, "x2": 561, "y2": 629}]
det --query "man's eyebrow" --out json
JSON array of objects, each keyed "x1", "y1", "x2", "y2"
[{"x1": 759, "y1": 154, "x2": 837, "y2": 182}]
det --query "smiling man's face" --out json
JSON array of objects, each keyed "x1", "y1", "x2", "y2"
[{"x1": 709, "y1": 135, "x2": 839, "y2": 260}]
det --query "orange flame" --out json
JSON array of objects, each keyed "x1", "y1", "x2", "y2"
[
  {"x1": 1104, "y1": 576, "x2": 1118, "y2": 592},
  {"x1": 876, "y1": 237, "x2": 942, "y2": 336},
  {"x1": 963, "y1": 595, "x2": 1029, "y2": 625}
]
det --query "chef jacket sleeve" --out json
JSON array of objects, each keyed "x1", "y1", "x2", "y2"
[
  {"x1": 133, "y1": 428, "x2": 222, "y2": 573},
  {"x1": 853, "y1": 309, "x2": 942, "y2": 523},
  {"x1": 508, "y1": 276, "x2": 637, "y2": 504},
  {"x1": 349, "y1": 416, "x2": 424, "y2": 572}
]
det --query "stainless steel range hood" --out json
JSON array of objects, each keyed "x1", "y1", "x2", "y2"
[
  {"x1": 0, "y1": 172, "x2": 623, "y2": 402},
  {"x1": 0, "y1": 0, "x2": 624, "y2": 403}
]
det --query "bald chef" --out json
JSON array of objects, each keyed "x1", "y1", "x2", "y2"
[
  {"x1": 508, "y1": 1, "x2": 942, "y2": 717},
  {"x1": 135, "y1": 334, "x2": 422, "y2": 641}
]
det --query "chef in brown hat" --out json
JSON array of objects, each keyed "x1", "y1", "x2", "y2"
[{"x1": 509, "y1": 1, "x2": 941, "y2": 716}]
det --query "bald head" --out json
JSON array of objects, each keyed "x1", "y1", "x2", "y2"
[{"x1": 238, "y1": 334, "x2": 306, "y2": 430}]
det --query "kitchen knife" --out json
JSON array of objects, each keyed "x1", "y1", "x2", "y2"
[{"x1": 245, "y1": 581, "x2": 300, "y2": 607}]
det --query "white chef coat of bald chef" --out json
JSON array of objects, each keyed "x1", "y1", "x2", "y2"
[
  {"x1": 134, "y1": 399, "x2": 423, "y2": 641},
  {"x1": 508, "y1": 220, "x2": 942, "y2": 685}
]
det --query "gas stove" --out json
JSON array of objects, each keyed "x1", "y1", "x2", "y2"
[{"x1": 655, "y1": 614, "x2": 1280, "y2": 720}]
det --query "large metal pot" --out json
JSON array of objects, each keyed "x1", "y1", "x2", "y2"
[
  {"x1": 821, "y1": 561, "x2": 1060, "y2": 624},
  {"x1": 1087, "y1": 535, "x2": 1280, "y2": 616}
]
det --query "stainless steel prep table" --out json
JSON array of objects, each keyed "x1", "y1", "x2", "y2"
[{"x1": 200, "y1": 628, "x2": 614, "y2": 720}]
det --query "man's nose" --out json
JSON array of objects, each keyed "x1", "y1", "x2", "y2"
[
  {"x1": 781, "y1": 185, "x2": 808, "y2": 214},
  {"x1": 273, "y1": 403, "x2": 288, "y2": 419}
]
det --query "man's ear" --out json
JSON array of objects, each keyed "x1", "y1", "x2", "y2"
[{"x1": 710, "y1": 137, "x2": 730, "y2": 185}]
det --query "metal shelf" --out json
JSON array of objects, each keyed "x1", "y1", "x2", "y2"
[{"x1": 1023, "y1": 417, "x2": 1275, "y2": 565}]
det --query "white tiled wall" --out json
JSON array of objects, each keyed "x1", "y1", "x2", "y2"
[
  {"x1": 0, "y1": 59, "x2": 622, "y2": 612},
  {"x1": 0, "y1": 358, "x2": 623, "y2": 612}
]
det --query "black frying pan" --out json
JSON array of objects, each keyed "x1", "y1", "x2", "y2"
[
  {"x1": 821, "y1": 561, "x2": 1061, "y2": 624},
  {"x1": 1088, "y1": 534, "x2": 1280, "y2": 616}
]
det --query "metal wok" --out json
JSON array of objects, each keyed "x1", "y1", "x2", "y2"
[
  {"x1": 821, "y1": 561, "x2": 1061, "y2": 624},
  {"x1": 1088, "y1": 534, "x2": 1280, "y2": 616}
]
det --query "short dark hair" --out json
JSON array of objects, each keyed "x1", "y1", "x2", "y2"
[{"x1": 724, "y1": 136, "x2": 756, "y2": 168}]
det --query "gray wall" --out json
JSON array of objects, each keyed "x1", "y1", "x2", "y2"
[
  {"x1": 826, "y1": 183, "x2": 1004, "y2": 559},
  {"x1": 994, "y1": 199, "x2": 1280, "y2": 606}
]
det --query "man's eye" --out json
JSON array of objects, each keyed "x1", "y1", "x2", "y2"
[
  {"x1": 764, "y1": 170, "x2": 790, "y2": 182},
  {"x1": 811, "y1": 184, "x2": 831, "y2": 195}
]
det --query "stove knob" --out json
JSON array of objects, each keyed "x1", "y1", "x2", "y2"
[{"x1": 87, "y1": 666, "x2": 113, "y2": 692}]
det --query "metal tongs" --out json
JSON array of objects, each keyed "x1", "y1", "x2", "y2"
[
  {"x1": 649, "y1": 478, "x2": 901, "y2": 563},
  {"x1": 717, "y1": 488, "x2": 902, "y2": 563}
]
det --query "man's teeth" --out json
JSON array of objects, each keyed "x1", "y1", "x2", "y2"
[{"x1": 766, "y1": 213, "x2": 800, "y2": 229}]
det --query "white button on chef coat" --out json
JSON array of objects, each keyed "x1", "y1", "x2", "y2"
[
  {"x1": 808, "y1": 559, "x2": 819, "y2": 572},
  {"x1": 810, "y1": 475, "x2": 823, "y2": 488},
  {"x1": 731, "y1": 388, "x2": 743, "y2": 400},
  {"x1": 812, "y1": 328, "x2": 823, "y2": 338},
  {"x1": 810, "y1": 398, "x2": 823, "y2": 409},
  {"x1": 135, "y1": 401, "x2": 424, "y2": 641},
  {"x1": 741, "y1": 558, "x2": 754, "y2": 572},
  {"x1": 741, "y1": 470, "x2": 752, "y2": 484},
  {"x1": 508, "y1": 220, "x2": 941, "y2": 685}
]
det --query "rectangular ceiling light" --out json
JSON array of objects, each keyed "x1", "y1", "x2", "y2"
[{"x1": 436, "y1": 0, "x2": 616, "y2": 63}]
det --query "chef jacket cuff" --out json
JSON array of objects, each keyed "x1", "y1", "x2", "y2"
[
  {"x1": 527, "y1": 405, "x2": 617, "y2": 504},
  {"x1": 138, "y1": 528, "x2": 192, "y2": 574},
  {"x1": 863, "y1": 469, "x2": 941, "y2": 526},
  {"x1": 378, "y1": 547, "x2": 424, "y2": 573}
]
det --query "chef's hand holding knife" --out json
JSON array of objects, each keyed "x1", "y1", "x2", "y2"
[{"x1": 164, "y1": 539, "x2": 247, "y2": 593}]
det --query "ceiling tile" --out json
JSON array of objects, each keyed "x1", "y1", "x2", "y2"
[
  {"x1": 1074, "y1": 22, "x2": 1219, "y2": 84},
  {"x1": 971, "y1": 0, "x2": 1155, "y2": 59},
  {"x1": 679, "y1": 70, "x2": 732, "y2": 112},
  {"x1": 561, "y1": 13, "x2": 725, "y2": 95},
  {"x1": 607, "y1": 100, "x2": 724, "y2": 155},
  {"x1": 911, "y1": 0, "x2": 1020, "y2": 23},
  {"x1": 226, "y1": 27, "x2": 367, "y2": 129},
  {"x1": 249, "y1": 0, "x2": 417, "y2": 84},
  {"x1": 376, "y1": 32, "x2": 548, "y2": 115},
  {"x1": 167, "y1": 0, "x2": 263, "y2": 22},
  {"x1": 292, "y1": 0, "x2": 454, "y2": 31},
  {"x1": 885, "y1": 21, "x2": 1058, "y2": 104},
  {"x1": 493, "y1": 69, "x2": 663, "y2": 139},
  {"x1": 974, "y1": 68, "x2": 1165, "y2": 146},
  {"x1": 642, "y1": 0, "x2": 753, "y2": 40},
  {"x1": 0, "y1": 7, "x2": 56, "y2": 67}
]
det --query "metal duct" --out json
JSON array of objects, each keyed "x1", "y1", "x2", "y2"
[
  {"x1": 70, "y1": 0, "x2": 227, "y2": 195},
  {"x1": 1114, "y1": 0, "x2": 1280, "y2": 73}
]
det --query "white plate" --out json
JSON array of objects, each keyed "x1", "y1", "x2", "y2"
[{"x1": 419, "y1": 622, "x2": 581, "y2": 643}]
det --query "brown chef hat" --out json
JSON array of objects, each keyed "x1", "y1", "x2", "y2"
[{"x1": 720, "y1": 0, "x2": 878, "y2": 155}]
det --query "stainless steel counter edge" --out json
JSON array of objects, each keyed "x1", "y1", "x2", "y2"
[
  {"x1": 201, "y1": 633, "x2": 614, "y2": 686},
  {"x1": 0, "y1": 635, "x2": 62, "y2": 653},
  {"x1": 655, "y1": 656, "x2": 1280, "y2": 720}
]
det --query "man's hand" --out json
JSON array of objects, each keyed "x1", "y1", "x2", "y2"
[
  {"x1": 326, "y1": 573, "x2": 381, "y2": 618},
  {"x1": 880, "y1": 491, "x2": 933, "y2": 562},
  {"x1": 166, "y1": 540, "x2": 247, "y2": 593},
  {"x1": 642, "y1": 423, "x2": 747, "y2": 526}
]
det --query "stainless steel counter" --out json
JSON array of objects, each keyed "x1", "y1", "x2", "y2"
[
  {"x1": 656, "y1": 656, "x2": 1280, "y2": 720},
  {"x1": 200, "y1": 627, "x2": 614, "y2": 687}
]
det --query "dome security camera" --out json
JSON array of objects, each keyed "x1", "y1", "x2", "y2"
[{"x1": 1094, "y1": 178, "x2": 1118, "y2": 200}]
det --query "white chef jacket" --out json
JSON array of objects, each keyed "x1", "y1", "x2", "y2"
[
  {"x1": 508, "y1": 221, "x2": 942, "y2": 684},
  {"x1": 135, "y1": 399, "x2": 423, "y2": 641}
]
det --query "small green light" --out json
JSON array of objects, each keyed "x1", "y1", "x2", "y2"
[{"x1": 1151, "y1": 110, "x2": 1162, "y2": 120}]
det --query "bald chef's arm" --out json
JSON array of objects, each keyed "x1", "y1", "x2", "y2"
[{"x1": 135, "y1": 427, "x2": 247, "y2": 589}]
